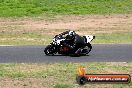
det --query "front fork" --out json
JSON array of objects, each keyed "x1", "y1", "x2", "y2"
[{"x1": 50, "y1": 43, "x2": 58, "y2": 54}]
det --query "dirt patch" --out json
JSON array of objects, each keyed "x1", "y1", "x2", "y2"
[
  {"x1": 0, "y1": 77, "x2": 56, "y2": 88},
  {"x1": 0, "y1": 14, "x2": 132, "y2": 34},
  {"x1": 0, "y1": 14, "x2": 132, "y2": 44}
]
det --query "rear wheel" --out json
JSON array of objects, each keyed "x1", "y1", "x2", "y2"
[
  {"x1": 82, "y1": 43, "x2": 92, "y2": 55},
  {"x1": 44, "y1": 45, "x2": 56, "y2": 55}
]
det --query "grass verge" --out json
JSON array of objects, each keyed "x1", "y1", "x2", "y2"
[
  {"x1": 0, "y1": 33, "x2": 132, "y2": 45},
  {"x1": 0, "y1": 62, "x2": 131, "y2": 88}
]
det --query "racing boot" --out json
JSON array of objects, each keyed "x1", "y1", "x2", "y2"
[{"x1": 74, "y1": 48, "x2": 82, "y2": 56}]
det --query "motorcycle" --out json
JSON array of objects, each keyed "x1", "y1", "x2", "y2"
[{"x1": 44, "y1": 32, "x2": 95, "y2": 56}]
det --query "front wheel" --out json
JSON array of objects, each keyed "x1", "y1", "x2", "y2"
[{"x1": 44, "y1": 45, "x2": 56, "y2": 55}]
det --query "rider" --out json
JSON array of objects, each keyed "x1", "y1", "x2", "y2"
[
  {"x1": 59, "y1": 30, "x2": 75, "y2": 47},
  {"x1": 59, "y1": 30, "x2": 85, "y2": 55}
]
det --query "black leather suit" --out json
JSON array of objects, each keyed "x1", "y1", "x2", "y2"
[{"x1": 59, "y1": 31, "x2": 85, "y2": 54}]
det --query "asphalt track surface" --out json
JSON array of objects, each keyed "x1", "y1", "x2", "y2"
[{"x1": 0, "y1": 44, "x2": 132, "y2": 63}]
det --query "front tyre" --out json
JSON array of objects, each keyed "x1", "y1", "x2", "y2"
[{"x1": 44, "y1": 45, "x2": 55, "y2": 55}]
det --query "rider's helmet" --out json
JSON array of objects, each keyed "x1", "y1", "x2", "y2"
[
  {"x1": 66, "y1": 30, "x2": 75, "y2": 40},
  {"x1": 68, "y1": 31, "x2": 75, "y2": 36}
]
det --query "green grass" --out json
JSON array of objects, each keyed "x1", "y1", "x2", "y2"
[
  {"x1": 0, "y1": 62, "x2": 131, "y2": 88},
  {"x1": 94, "y1": 33, "x2": 132, "y2": 44},
  {"x1": 0, "y1": 0, "x2": 131, "y2": 17},
  {"x1": 54, "y1": 84, "x2": 71, "y2": 88}
]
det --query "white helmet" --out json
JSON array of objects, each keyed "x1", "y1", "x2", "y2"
[{"x1": 68, "y1": 31, "x2": 75, "y2": 36}]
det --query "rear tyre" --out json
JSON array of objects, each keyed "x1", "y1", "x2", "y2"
[
  {"x1": 44, "y1": 45, "x2": 55, "y2": 55},
  {"x1": 82, "y1": 43, "x2": 92, "y2": 55}
]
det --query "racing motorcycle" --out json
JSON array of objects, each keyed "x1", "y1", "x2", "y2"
[{"x1": 44, "y1": 33, "x2": 95, "y2": 56}]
